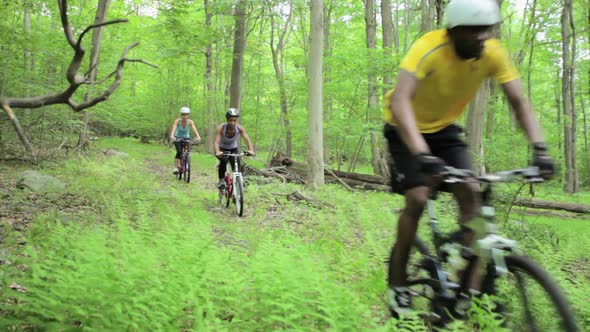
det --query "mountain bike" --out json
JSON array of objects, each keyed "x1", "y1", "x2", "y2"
[
  {"x1": 218, "y1": 151, "x2": 250, "y2": 217},
  {"x1": 405, "y1": 166, "x2": 578, "y2": 331},
  {"x1": 175, "y1": 138, "x2": 196, "y2": 183}
]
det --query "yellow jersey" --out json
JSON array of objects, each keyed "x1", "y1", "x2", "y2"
[{"x1": 383, "y1": 29, "x2": 519, "y2": 133}]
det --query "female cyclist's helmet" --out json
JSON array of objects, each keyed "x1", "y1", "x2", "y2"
[
  {"x1": 226, "y1": 108, "x2": 240, "y2": 119},
  {"x1": 180, "y1": 107, "x2": 191, "y2": 114},
  {"x1": 445, "y1": 0, "x2": 501, "y2": 28}
]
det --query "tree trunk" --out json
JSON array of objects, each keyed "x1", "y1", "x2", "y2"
[
  {"x1": 484, "y1": 1, "x2": 505, "y2": 144},
  {"x1": 269, "y1": 1, "x2": 294, "y2": 157},
  {"x1": 580, "y1": 94, "x2": 589, "y2": 175},
  {"x1": 382, "y1": 0, "x2": 393, "y2": 94},
  {"x1": 561, "y1": 0, "x2": 578, "y2": 193},
  {"x1": 363, "y1": 0, "x2": 384, "y2": 176},
  {"x1": 204, "y1": 0, "x2": 215, "y2": 153},
  {"x1": 435, "y1": 0, "x2": 444, "y2": 28},
  {"x1": 466, "y1": 83, "x2": 489, "y2": 174},
  {"x1": 78, "y1": 0, "x2": 112, "y2": 148},
  {"x1": 2, "y1": 103, "x2": 33, "y2": 153},
  {"x1": 403, "y1": 0, "x2": 411, "y2": 52},
  {"x1": 23, "y1": 0, "x2": 32, "y2": 115},
  {"x1": 229, "y1": 0, "x2": 247, "y2": 110},
  {"x1": 323, "y1": 3, "x2": 332, "y2": 162},
  {"x1": 420, "y1": 0, "x2": 434, "y2": 33},
  {"x1": 307, "y1": 0, "x2": 325, "y2": 189},
  {"x1": 556, "y1": 68, "x2": 562, "y2": 154}
]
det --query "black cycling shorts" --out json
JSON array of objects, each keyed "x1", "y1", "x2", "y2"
[{"x1": 384, "y1": 123, "x2": 472, "y2": 194}]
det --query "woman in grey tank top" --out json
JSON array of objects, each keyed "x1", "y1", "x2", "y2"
[{"x1": 214, "y1": 108, "x2": 256, "y2": 189}]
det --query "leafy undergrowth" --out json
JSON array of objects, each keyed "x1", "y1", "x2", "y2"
[{"x1": 0, "y1": 138, "x2": 588, "y2": 331}]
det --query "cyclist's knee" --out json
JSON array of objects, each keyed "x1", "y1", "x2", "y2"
[
  {"x1": 453, "y1": 182, "x2": 480, "y2": 206},
  {"x1": 404, "y1": 186, "x2": 429, "y2": 216}
]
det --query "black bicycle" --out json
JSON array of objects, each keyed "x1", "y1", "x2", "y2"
[
  {"x1": 405, "y1": 166, "x2": 578, "y2": 331},
  {"x1": 175, "y1": 138, "x2": 196, "y2": 183}
]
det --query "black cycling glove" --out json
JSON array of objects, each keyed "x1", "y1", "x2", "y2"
[
  {"x1": 530, "y1": 142, "x2": 555, "y2": 178},
  {"x1": 415, "y1": 153, "x2": 445, "y2": 175}
]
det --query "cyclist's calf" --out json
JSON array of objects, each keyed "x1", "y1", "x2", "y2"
[
  {"x1": 403, "y1": 186, "x2": 430, "y2": 220},
  {"x1": 451, "y1": 182, "x2": 481, "y2": 224}
]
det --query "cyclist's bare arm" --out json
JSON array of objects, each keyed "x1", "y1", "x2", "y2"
[
  {"x1": 501, "y1": 79, "x2": 544, "y2": 144},
  {"x1": 189, "y1": 120, "x2": 202, "y2": 141},
  {"x1": 389, "y1": 70, "x2": 429, "y2": 154},
  {"x1": 239, "y1": 127, "x2": 255, "y2": 156},
  {"x1": 214, "y1": 125, "x2": 223, "y2": 156},
  {"x1": 170, "y1": 119, "x2": 179, "y2": 141}
]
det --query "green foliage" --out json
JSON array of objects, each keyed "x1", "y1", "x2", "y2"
[{"x1": 1, "y1": 138, "x2": 589, "y2": 330}]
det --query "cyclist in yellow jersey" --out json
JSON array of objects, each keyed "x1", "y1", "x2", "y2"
[{"x1": 384, "y1": 0, "x2": 555, "y2": 317}]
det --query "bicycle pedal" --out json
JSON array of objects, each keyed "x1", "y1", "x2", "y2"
[
  {"x1": 445, "y1": 281, "x2": 460, "y2": 290},
  {"x1": 419, "y1": 311, "x2": 441, "y2": 322}
]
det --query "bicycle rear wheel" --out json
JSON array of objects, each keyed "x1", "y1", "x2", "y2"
[
  {"x1": 224, "y1": 181, "x2": 231, "y2": 208},
  {"x1": 488, "y1": 254, "x2": 578, "y2": 332},
  {"x1": 235, "y1": 176, "x2": 244, "y2": 217},
  {"x1": 178, "y1": 156, "x2": 184, "y2": 181}
]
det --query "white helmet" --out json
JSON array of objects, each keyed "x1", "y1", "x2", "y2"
[
  {"x1": 225, "y1": 108, "x2": 240, "y2": 119},
  {"x1": 180, "y1": 107, "x2": 190, "y2": 114},
  {"x1": 445, "y1": 0, "x2": 501, "y2": 28}
]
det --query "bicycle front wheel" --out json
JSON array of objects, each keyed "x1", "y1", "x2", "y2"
[
  {"x1": 488, "y1": 254, "x2": 578, "y2": 332},
  {"x1": 185, "y1": 154, "x2": 191, "y2": 183},
  {"x1": 235, "y1": 176, "x2": 244, "y2": 217}
]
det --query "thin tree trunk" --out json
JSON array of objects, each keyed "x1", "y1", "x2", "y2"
[
  {"x1": 561, "y1": 0, "x2": 578, "y2": 193},
  {"x1": 269, "y1": 1, "x2": 294, "y2": 157},
  {"x1": 307, "y1": 0, "x2": 325, "y2": 189},
  {"x1": 485, "y1": 80, "x2": 496, "y2": 140},
  {"x1": 2, "y1": 103, "x2": 33, "y2": 153},
  {"x1": 403, "y1": 0, "x2": 411, "y2": 52},
  {"x1": 204, "y1": 0, "x2": 215, "y2": 153},
  {"x1": 78, "y1": 0, "x2": 112, "y2": 148},
  {"x1": 363, "y1": 0, "x2": 384, "y2": 176},
  {"x1": 229, "y1": 0, "x2": 247, "y2": 110},
  {"x1": 466, "y1": 83, "x2": 489, "y2": 174},
  {"x1": 420, "y1": 0, "x2": 434, "y2": 33},
  {"x1": 580, "y1": 94, "x2": 589, "y2": 174},
  {"x1": 348, "y1": 134, "x2": 365, "y2": 173},
  {"x1": 382, "y1": 0, "x2": 393, "y2": 94},
  {"x1": 23, "y1": 0, "x2": 32, "y2": 115},
  {"x1": 435, "y1": 0, "x2": 444, "y2": 28},
  {"x1": 556, "y1": 68, "x2": 562, "y2": 154},
  {"x1": 323, "y1": 3, "x2": 332, "y2": 163}
]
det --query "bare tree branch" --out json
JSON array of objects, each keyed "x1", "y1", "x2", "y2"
[
  {"x1": 124, "y1": 59, "x2": 159, "y2": 68},
  {"x1": 76, "y1": 19, "x2": 128, "y2": 49},
  {"x1": 0, "y1": 0, "x2": 156, "y2": 154},
  {"x1": 58, "y1": 0, "x2": 76, "y2": 49},
  {"x1": 0, "y1": 6, "x2": 156, "y2": 111}
]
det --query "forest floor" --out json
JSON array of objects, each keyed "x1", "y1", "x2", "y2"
[{"x1": 1, "y1": 137, "x2": 589, "y2": 331}]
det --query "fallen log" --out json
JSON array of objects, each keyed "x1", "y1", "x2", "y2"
[
  {"x1": 270, "y1": 155, "x2": 388, "y2": 186},
  {"x1": 510, "y1": 208, "x2": 590, "y2": 220},
  {"x1": 510, "y1": 198, "x2": 590, "y2": 214},
  {"x1": 250, "y1": 155, "x2": 590, "y2": 215}
]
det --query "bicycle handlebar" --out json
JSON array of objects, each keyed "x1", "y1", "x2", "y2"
[
  {"x1": 441, "y1": 166, "x2": 545, "y2": 184},
  {"x1": 174, "y1": 138, "x2": 202, "y2": 145},
  {"x1": 222, "y1": 151, "x2": 251, "y2": 157}
]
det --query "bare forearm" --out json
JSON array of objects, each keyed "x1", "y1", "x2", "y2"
[
  {"x1": 512, "y1": 100, "x2": 544, "y2": 144},
  {"x1": 390, "y1": 97, "x2": 429, "y2": 154}
]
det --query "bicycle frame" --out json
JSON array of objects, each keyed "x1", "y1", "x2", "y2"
[{"x1": 222, "y1": 152, "x2": 246, "y2": 203}]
